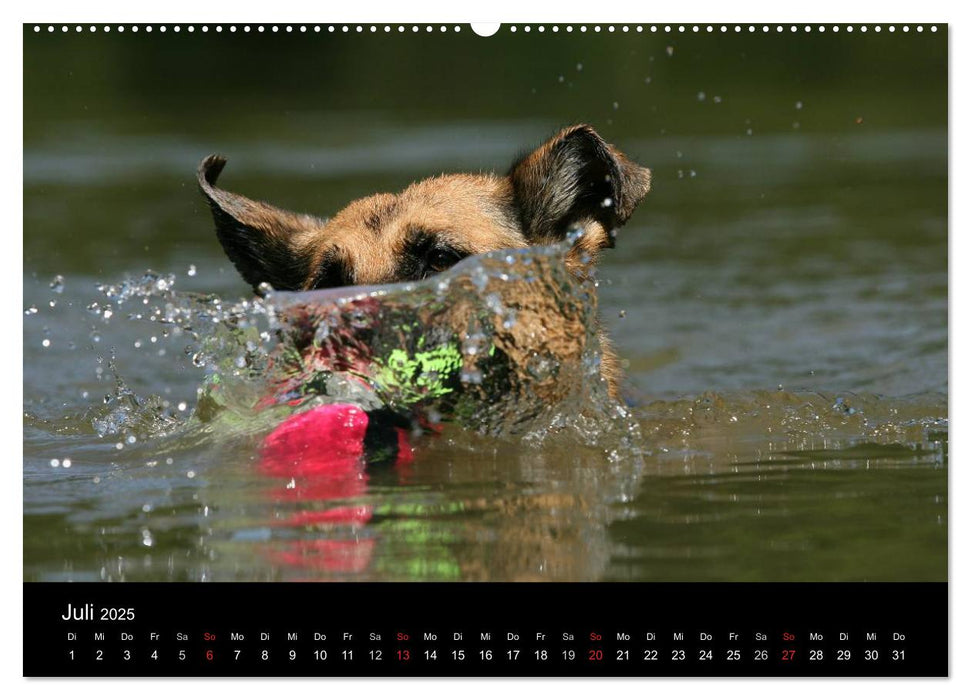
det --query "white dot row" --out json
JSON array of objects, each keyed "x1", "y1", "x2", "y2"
[
  {"x1": 32, "y1": 24, "x2": 939, "y2": 34},
  {"x1": 32, "y1": 25, "x2": 464, "y2": 34},
  {"x1": 509, "y1": 24, "x2": 937, "y2": 34}
]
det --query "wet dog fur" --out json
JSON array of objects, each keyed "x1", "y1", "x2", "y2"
[{"x1": 198, "y1": 125, "x2": 651, "y2": 397}]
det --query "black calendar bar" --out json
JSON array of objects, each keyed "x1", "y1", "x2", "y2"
[{"x1": 24, "y1": 582, "x2": 946, "y2": 677}]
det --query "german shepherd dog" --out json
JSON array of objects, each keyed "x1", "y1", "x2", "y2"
[{"x1": 197, "y1": 124, "x2": 651, "y2": 398}]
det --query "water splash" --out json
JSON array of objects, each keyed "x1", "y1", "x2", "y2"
[
  {"x1": 201, "y1": 243, "x2": 643, "y2": 451},
  {"x1": 39, "y1": 246, "x2": 643, "y2": 458},
  {"x1": 89, "y1": 352, "x2": 182, "y2": 441}
]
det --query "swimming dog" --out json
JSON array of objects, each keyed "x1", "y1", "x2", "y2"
[{"x1": 197, "y1": 124, "x2": 651, "y2": 397}]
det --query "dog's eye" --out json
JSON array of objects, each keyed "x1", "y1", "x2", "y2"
[
  {"x1": 309, "y1": 251, "x2": 353, "y2": 289},
  {"x1": 427, "y1": 247, "x2": 464, "y2": 273},
  {"x1": 398, "y1": 228, "x2": 468, "y2": 281}
]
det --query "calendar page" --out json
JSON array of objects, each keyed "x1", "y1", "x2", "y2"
[{"x1": 22, "y1": 18, "x2": 948, "y2": 678}]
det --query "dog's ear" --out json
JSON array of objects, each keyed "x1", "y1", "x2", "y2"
[
  {"x1": 197, "y1": 155, "x2": 324, "y2": 292},
  {"x1": 509, "y1": 124, "x2": 651, "y2": 248}
]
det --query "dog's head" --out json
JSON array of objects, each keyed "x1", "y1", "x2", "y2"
[{"x1": 198, "y1": 124, "x2": 651, "y2": 293}]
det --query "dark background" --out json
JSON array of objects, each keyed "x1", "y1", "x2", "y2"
[{"x1": 24, "y1": 25, "x2": 947, "y2": 278}]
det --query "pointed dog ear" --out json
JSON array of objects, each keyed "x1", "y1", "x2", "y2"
[
  {"x1": 197, "y1": 155, "x2": 324, "y2": 292},
  {"x1": 509, "y1": 124, "x2": 651, "y2": 247}
]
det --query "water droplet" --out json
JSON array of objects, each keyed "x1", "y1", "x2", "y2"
[
  {"x1": 187, "y1": 264, "x2": 197, "y2": 277},
  {"x1": 186, "y1": 470, "x2": 196, "y2": 479},
  {"x1": 49, "y1": 275, "x2": 64, "y2": 293},
  {"x1": 566, "y1": 228, "x2": 585, "y2": 245},
  {"x1": 665, "y1": 45, "x2": 674, "y2": 56},
  {"x1": 795, "y1": 100, "x2": 803, "y2": 110},
  {"x1": 126, "y1": 434, "x2": 137, "y2": 444},
  {"x1": 177, "y1": 402, "x2": 187, "y2": 412},
  {"x1": 484, "y1": 293, "x2": 504, "y2": 315},
  {"x1": 49, "y1": 458, "x2": 60, "y2": 467},
  {"x1": 576, "y1": 62, "x2": 583, "y2": 71},
  {"x1": 62, "y1": 458, "x2": 72, "y2": 468},
  {"x1": 41, "y1": 339, "x2": 50, "y2": 347},
  {"x1": 612, "y1": 101, "x2": 620, "y2": 110},
  {"x1": 697, "y1": 91, "x2": 706, "y2": 101},
  {"x1": 470, "y1": 265, "x2": 489, "y2": 291},
  {"x1": 462, "y1": 330, "x2": 488, "y2": 358},
  {"x1": 460, "y1": 368, "x2": 483, "y2": 384},
  {"x1": 525, "y1": 353, "x2": 556, "y2": 380}
]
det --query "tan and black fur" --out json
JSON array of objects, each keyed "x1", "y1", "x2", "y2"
[{"x1": 198, "y1": 124, "x2": 650, "y2": 396}]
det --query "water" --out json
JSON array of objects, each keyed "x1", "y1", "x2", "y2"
[{"x1": 23, "y1": 28, "x2": 946, "y2": 582}]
